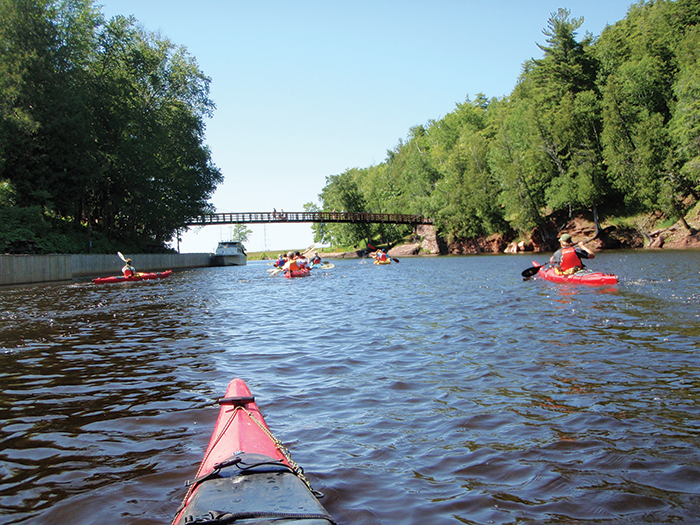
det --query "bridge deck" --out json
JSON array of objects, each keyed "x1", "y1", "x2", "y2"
[{"x1": 185, "y1": 211, "x2": 432, "y2": 226}]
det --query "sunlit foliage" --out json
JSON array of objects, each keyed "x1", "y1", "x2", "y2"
[{"x1": 318, "y1": 1, "x2": 700, "y2": 246}]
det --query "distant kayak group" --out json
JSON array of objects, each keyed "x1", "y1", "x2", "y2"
[
  {"x1": 267, "y1": 247, "x2": 399, "y2": 277},
  {"x1": 94, "y1": 231, "x2": 618, "y2": 287},
  {"x1": 268, "y1": 251, "x2": 334, "y2": 278}
]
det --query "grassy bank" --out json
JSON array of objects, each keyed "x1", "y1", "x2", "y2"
[{"x1": 245, "y1": 243, "x2": 370, "y2": 261}]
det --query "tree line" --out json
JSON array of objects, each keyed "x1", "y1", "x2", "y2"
[
  {"x1": 313, "y1": 1, "x2": 700, "y2": 249},
  {"x1": 0, "y1": 0, "x2": 221, "y2": 253}
]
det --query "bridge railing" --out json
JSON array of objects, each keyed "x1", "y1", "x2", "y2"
[{"x1": 185, "y1": 211, "x2": 432, "y2": 226}]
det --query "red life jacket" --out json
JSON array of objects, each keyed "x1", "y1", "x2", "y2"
[{"x1": 560, "y1": 246, "x2": 582, "y2": 272}]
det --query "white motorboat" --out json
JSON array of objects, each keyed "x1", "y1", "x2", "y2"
[{"x1": 212, "y1": 241, "x2": 247, "y2": 266}]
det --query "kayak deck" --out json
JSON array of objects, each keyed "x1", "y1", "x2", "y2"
[
  {"x1": 173, "y1": 379, "x2": 335, "y2": 525},
  {"x1": 531, "y1": 261, "x2": 618, "y2": 286}
]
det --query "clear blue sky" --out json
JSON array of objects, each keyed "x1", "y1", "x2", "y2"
[{"x1": 98, "y1": 0, "x2": 633, "y2": 253}]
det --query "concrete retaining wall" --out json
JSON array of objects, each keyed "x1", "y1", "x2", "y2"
[{"x1": 0, "y1": 253, "x2": 214, "y2": 286}]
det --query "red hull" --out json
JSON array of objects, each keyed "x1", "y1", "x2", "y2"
[
  {"x1": 532, "y1": 261, "x2": 618, "y2": 286},
  {"x1": 93, "y1": 269, "x2": 172, "y2": 284},
  {"x1": 196, "y1": 379, "x2": 286, "y2": 475},
  {"x1": 285, "y1": 268, "x2": 311, "y2": 278},
  {"x1": 172, "y1": 379, "x2": 334, "y2": 525}
]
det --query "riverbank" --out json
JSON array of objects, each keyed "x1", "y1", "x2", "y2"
[
  {"x1": 313, "y1": 210, "x2": 700, "y2": 260},
  {"x1": 0, "y1": 253, "x2": 213, "y2": 286},
  {"x1": 6, "y1": 210, "x2": 698, "y2": 285}
]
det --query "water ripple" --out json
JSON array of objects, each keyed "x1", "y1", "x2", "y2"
[{"x1": 1, "y1": 254, "x2": 700, "y2": 523}]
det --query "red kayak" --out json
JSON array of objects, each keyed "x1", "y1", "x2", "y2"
[
  {"x1": 531, "y1": 261, "x2": 618, "y2": 286},
  {"x1": 285, "y1": 268, "x2": 311, "y2": 278},
  {"x1": 93, "y1": 270, "x2": 172, "y2": 285},
  {"x1": 172, "y1": 378, "x2": 335, "y2": 525}
]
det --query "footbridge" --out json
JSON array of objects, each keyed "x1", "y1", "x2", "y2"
[{"x1": 185, "y1": 211, "x2": 432, "y2": 226}]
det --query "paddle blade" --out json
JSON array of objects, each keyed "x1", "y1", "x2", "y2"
[
  {"x1": 521, "y1": 265, "x2": 541, "y2": 278},
  {"x1": 392, "y1": 258, "x2": 400, "y2": 263},
  {"x1": 117, "y1": 251, "x2": 127, "y2": 262}
]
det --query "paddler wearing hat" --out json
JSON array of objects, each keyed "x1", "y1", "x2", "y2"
[
  {"x1": 122, "y1": 258, "x2": 136, "y2": 277},
  {"x1": 549, "y1": 233, "x2": 595, "y2": 275}
]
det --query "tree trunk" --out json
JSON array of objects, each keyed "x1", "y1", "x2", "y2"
[{"x1": 592, "y1": 204, "x2": 601, "y2": 235}]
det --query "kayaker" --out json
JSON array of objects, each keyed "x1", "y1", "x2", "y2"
[
  {"x1": 310, "y1": 252, "x2": 322, "y2": 265},
  {"x1": 550, "y1": 233, "x2": 595, "y2": 275},
  {"x1": 376, "y1": 249, "x2": 389, "y2": 262},
  {"x1": 122, "y1": 258, "x2": 136, "y2": 277},
  {"x1": 283, "y1": 251, "x2": 302, "y2": 273},
  {"x1": 274, "y1": 253, "x2": 285, "y2": 267},
  {"x1": 294, "y1": 251, "x2": 308, "y2": 270}
]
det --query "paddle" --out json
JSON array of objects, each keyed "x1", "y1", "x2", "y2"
[
  {"x1": 521, "y1": 262, "x2": 549, "y2": 278},
  {"x1": 117, "y1": 251, "x2": 127, "y2": 262},
  {"x1": 521, "y1": 226, "x2": 616, "y2": 278}
]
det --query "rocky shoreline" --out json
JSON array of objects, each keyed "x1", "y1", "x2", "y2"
[{"x1": 316, "y1": 209, "x2": 700, "y2": 259}]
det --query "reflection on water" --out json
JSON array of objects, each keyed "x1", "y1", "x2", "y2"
[{"x1": 1, "y1": 251, "x2": 700, "y2": 524}]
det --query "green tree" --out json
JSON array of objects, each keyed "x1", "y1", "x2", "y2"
[
  {"x1": 430, "y1": 97, "x2": 506, "y2": 241},
  {"x1": 667, "y1": 24, "x2": 700, "y2": 226},
  {"x1": 89, "y1": 24, "x2": 221, "y2": 243},
  {"x1": 228, "y1": 224, "x2": 251, "y2": 244},
  {"x1": 525, "y1": 9, "x2": 609, "y2": 228},
  {"x1": 318, "y1": 169, "x2": 372, "y2": 246},
  {"x1": 304, "y1": 201, "x2": 329, "y2": 244},
  {"x1": 596, "y1": 0, "x2": 690, "y2": 217},
  {"x1": 0, "y1": 0, "x2": 222, "y2": 252},
  {"x1": 486, "y1": 95, "x2": 551, "y2": 237}
]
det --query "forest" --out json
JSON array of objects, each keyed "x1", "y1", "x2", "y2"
[
  {"x1": 0, "y1": 0, "x2": 221, "y2": 253},
  {"x1": 1, "y1": 1, "x2": 699, "y2": 254},
  {"x1": 313, "y1": 0, "x2": 700, "y2": 250}
]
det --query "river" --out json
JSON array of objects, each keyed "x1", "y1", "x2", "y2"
[{"x1": 1, "y1": 251, "x2": 699, "y2": 524}]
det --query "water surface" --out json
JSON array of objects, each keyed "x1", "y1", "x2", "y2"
[{"x1": 1, "y1": 251, "x2": 699, "y2": 524}]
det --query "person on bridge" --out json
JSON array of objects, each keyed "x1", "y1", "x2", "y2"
[
  {"x1": 550, "y1": 233, "x2": 595, "y2": 275},
  {"x1": 122, "y1": 258, "x2": 136, "y2": 277}
]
